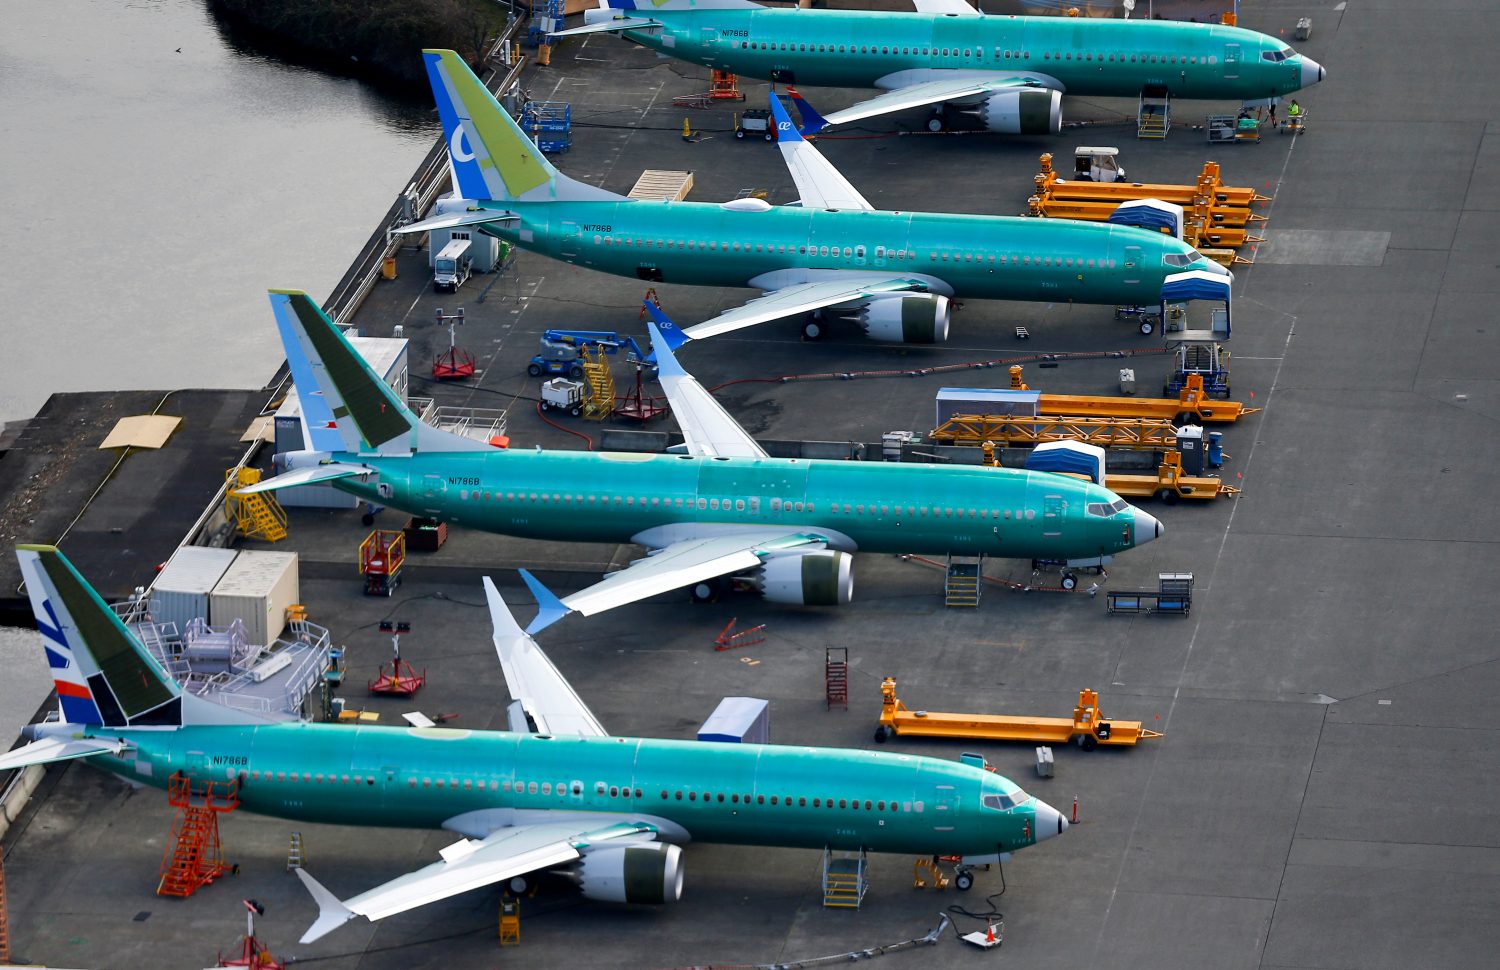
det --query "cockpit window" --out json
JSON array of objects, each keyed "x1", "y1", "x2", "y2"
[
  {"x1": 982, "y1": 789, "x2": 1033, "y2": 810},
  {"x1": 1163, "y1": 252, "x2": 1196, "y2": 267},
  {"x1": 1087, "y1": 499, "x2": 1132, "y2": 517},
  {"x1": 1261, "y1": 47, "x2": 1293, "y2": 62}
]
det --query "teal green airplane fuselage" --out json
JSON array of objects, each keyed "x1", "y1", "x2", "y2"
[
  {"x1": 81, "y1": 722, "x2": 1042, "y2": 856},
  {"x1": 480, "y1": 198, "x2": 1211, "y2": 305},
  {"x1": 334, "y1": 447, "x2": 1141, "y2": 561},
  {"x1": 618, "y1": 9, "x2": 1313, "y2": 101}
]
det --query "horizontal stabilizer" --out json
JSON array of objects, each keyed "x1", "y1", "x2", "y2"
[
  {"x1": 0, "y1": 736, "x2": 126, "y2": 772},
  {"x1": 233, "y1": 463, "x2": 369, "y2": 494},
  {"x1": 550, "y1": 17, "x2": 660, "y2": 38},
  {"x1": 391, "y1": 208, "x2": 518, "y2": 237}
]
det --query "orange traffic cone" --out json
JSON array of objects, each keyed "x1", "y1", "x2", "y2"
[{"x1": 986, "y1": 923, "x2": 997, "y2": 944}]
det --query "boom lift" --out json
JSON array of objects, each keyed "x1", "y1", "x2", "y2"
[{"x1": 527, "y1": 330, "x2": 655, "y2": 379}]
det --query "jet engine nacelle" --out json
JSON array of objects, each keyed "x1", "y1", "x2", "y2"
[
  {"x1": 855, "y1": 294, "x2": 951, "y2": 344},
  {"x1": 980, "y1": 88, "x2": 1063, "y2": 135},
  {"x1": 575, "y1": 843, "x2": 684, "y2": 904},
  {"x1": 755, "y1": 551, "x2": 854, "y2": 606}
]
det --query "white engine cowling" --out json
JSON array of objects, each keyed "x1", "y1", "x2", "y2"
[
  {"x1": 575, "y1": 843, "x2": 684, "y2": 904},
  {"x1": 980, "y1": 88, "x2": 1063, "y2": 135},
  {"x1": 754, "y1": 551, "x2": 854, "y2": 606},
  {"x1": 854, "y1": 294, "x2": 951, "y2": 344}
]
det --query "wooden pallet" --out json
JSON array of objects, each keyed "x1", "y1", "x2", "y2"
[{"x1": 628, "y1": 169, "x2": 694, "y2": 202}]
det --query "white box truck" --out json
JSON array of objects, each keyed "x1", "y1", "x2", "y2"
[{"x1": 433, "y1": 238, "x2": 473, "y2": 292}]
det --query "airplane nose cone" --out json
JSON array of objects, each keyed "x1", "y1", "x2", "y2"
[
  {"x1": 1301, "y1": 57, "x2": 1325, "y2": 88},
  {"x1": 1194, "y1": 254, "x2": 1232, "y2": 277},
  {"x1": 1033, "y1": 800, "x2": 1068, "y2": 842},
  {"x1": 1134, "y1": 508, "x2": 1163, "y2": 546}
]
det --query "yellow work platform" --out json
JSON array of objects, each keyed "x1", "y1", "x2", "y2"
[
  {"x1": 1028, "y1": 194, "x2": 1263, "y2": 229},
  {"x1": 1034, "y1": 154, "x2": 1270, "y2": 208},
  {"x1": 932, "y1": 413, "x2": 1180, "y2": 451},
  {"x1": 1009, "y1": 368, "x2": 1259, "y2": 425},
  {"x1": 1105, "y1": 452, "x2": 1240, "y2": 502},
  {"x1": 877, "y1": 681, "x2": 1162, "y2": 750}
]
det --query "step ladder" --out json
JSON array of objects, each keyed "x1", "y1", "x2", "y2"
[
  {"x1": 1137, "y1": 89, "x2": 1171, "y2": 139},
  {"x1": 822, "y1": 848, "x2": 869, "y2": 908},
  {"x1": 945, "y1": 554, "x2": 984, "y2": 607},
  {"x1": 0, "y1": 853, "x2": 11, "y2": 965},
  {"x1": 581, "y1": 345, "x2": 616, "y2": 420},
  {"x1": 286, "y1": 831, "x2": 305, "y2": 871},
  {"x1": 225, "y1": 468, "x2": 288, "y2": 542},
  {"x1": 498, "y1": 895, "x2": 521, "y2": 945},
  {"x1": 825, "y1": 647, "x2": 848, "y2": 710},
  {"x1": 157, "y1": 774, "x2": 239, "y2": 898}
]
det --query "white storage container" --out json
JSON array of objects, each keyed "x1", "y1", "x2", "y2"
[
  {"x1": 151, "y1": 547, "x2": 239, "y2": 635},
  {"x1": 210, "y1": 551, "x2": 300, "y2": 648}
]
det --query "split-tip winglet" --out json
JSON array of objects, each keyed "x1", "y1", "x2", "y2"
[
  {"x1": 767, "y1": 91, "x2": 804, "y2": 144},
  {"x1": 520, "y1": 569, "x2": 572, "y2": 635},
  {"x1": 294, "y1": 868, "x2": 356, "y2": 944},
  {"x1": 787, "y1": 88, "x2": 828, "y2": 137},
  {"x1": 642, "y1": 299, "x2": 690, "y2": 355}
]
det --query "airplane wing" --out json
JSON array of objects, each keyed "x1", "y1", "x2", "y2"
[
  {"x1": 549, "y1": 17, "x2": 661, "y2": 38},
  {"x1": 768, "y1": 92, "x2": 871, "y2": 211},
  {"x1": 296, "y1": 819, "x2": 655, "y2": 943},
  {"x1": 643, "y1": 309, "x2": 765, "y2": 459},
  {"x1": 526, "y1": 531, "x2": 827, "y2": 632},
  {"x1": 232, "y1": 462, "x2": 371, "y2": 494},
  {"x1": 0, "y1": 736, "x2": 127, "y2": 772},
  {"x1": 390, "y1": 206, "x2": 519, "y2": 237},
  {"x1": 912, "y1": 0, "x2": 979, "y2": 15},
  {"x1": 483, "y1": 577, "x2": 608, "y2": 738},
  {"x1": 809, "y1": 76, "x2": 1053, "y2": 131},
  {"x1": 682, "y1": 275, "x2": 930, "y2": 341}
]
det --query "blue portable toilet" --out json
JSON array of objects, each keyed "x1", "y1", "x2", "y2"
[{"x1": 698, "y1": 697, "x2": 770, "y2": 744}]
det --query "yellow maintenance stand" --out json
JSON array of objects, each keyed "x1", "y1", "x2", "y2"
[
  {"x1": 1010, "y1": 366, "x2": 1259, "y2": 425},
  {"x1": 1033, "y1": 154, "x2": 1271, "y2": 209},
  {"x1": 876, "y1": 680, "x2": 1162, "y2": 750}
]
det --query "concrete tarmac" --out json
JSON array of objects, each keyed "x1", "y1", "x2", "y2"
[{"x1": 7, "y1": 2, "x2": 1500, "y2": 968}]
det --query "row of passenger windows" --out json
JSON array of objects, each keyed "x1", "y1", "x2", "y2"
[
  {"x1": 455, "y1": 487, "x2": 1041, "y2": 522},
  {"x1": 734, "y1": 39, "x2": 1223, "y2": 67},
  {"x1": 664, "y1": 789, "x2": 920, "y2": 814},
  {"x1": 593, "y1": 234, "x2": 1118, "y2": 270}
]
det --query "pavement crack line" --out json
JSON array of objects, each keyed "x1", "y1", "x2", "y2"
[{"x1": 1259, "y1": 704, "x2": 1329, "y2": 970}]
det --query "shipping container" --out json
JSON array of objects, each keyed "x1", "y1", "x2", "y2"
[
  {"x1": 697, "y1": 697, "x2": 770, "y2": 744},
  {"x1": 150, "y1": 546, "x2": 239, "y2": 635},
  {"x1": 209, "y1": 550, "x2": 300, "y2": 648}
]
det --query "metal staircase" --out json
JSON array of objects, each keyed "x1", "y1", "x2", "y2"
[
  {"x1": 157, "y1": 774, "x2": 239, "y2": 897},
  {"x1": 822, "y1": 848, "x2": 869, "y2": 908},
  {"x1": 1137, "y1": 89, "x2": 1171, "y2": 139},
  {"x1": 581, "y1": 345, "x2": 616, "y2": 420},
  {"x1": 944, "y1": 554, "x2": 984, "y2": 607},
  {"x1": 825, "y1": 647, "x2": 848, "y2": 710},
  {"x1": 225, "y1": 468, "x2": 287, "y2": 542}
]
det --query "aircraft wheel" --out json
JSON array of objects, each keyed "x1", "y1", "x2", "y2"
[
  {"x1": 802, "y1": 320, "x2": 824, "y2": 340},
  {"x1": 691, "y1": 578, "x2": 723, "y2": 603},
  {"x1": 1061, "y1": 572, "x2": 1078, "y2": 591},
  {"x1": 1140, "y1": 320, "x2": 1155, "y2": 335},
  {"x1": 361, "y1": 513, "x2": 376, "y2": 527},
  {"x1": 955, "y1": 870, "x2": 975, "y2": 892},
  {"x1": 527, "y1": 362, "x2": 543, "y2": 377},
  {"x1": 508, "y1": 875, "x2": 530, "y2": 894},
  {"x1": 927, "y1": 113, "x2": 946, "y2": 133}
]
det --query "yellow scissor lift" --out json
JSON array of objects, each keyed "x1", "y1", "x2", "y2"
[{"x1": 876, "y1": 680, "x2": 1162, "y2": 750}]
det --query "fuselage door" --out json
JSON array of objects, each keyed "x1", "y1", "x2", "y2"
[
  {"x1": 560, "y1": 220, "x2": 581, "y2": 259},
  {"x1": 1222, "y1": 43, "x2": 1241, "y2": 79},
  {"x1": 1123, "y1": 244, "x2": 1143, "y2": 285},
  {"x1": 422, "y1": 473, "x2": 447, "y2": 515},
  {"x1": 1043, "y1": 494, "x2": 1064, "y2": 538},
  {"x1": 698, "y1": 27, "x2": 720, "y2": 65},
  {"x1": 932, "y1": 783, "x2": 957, "y2": 832}
]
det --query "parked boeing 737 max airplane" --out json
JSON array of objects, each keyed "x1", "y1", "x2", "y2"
[
  {"x1": 0, "y1": 546, "x2": 1068, "y2": 944},
  {"x1": 240, "y1": 290, "x2": 1160, "y2": 631},
  {"x1": 559, "y1": 0, "x2": 1324, "y2": 135},
  {"x1": 396, "y1": 49, "x2": 1228, "y2": 345}
]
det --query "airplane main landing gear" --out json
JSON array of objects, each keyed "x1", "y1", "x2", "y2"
[
  {"x1": 954, "y1": 867, "x2": 975, "y2": 891},
  {"x1": 802, "y1": 313, "x2": 825, "y2": 340},
  {"x1": 926, "y1": 109, "x2": 948, "y2": 133}
]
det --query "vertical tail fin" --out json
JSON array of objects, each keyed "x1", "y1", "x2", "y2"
[
  {"x1": 17, "y1": 545, "x2": 181, "y2": 727},
  {"x1": 422, "y1": 49, "x2": 622, "y2": 204}
]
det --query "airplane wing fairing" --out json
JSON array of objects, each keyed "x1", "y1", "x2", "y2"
[
  {"x1": 682, "y1": 276, "x2": 931, "y2": 341},
  {"x1": 296, "y1": 820, "x2": 657, "y2": 943}
]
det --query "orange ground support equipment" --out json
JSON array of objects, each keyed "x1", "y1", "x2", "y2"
[
  {"x1": 369, "y1": 621, "x2": 425, "y2": 696},
  {"x1": 709, "y1": 70, "x2": 745, "y2": 101},
  {"x1": 876, "y1": 681, "x2": 1162, "y2": 750},
  {"x1": 158, "y1": 773, "x2": 239, "y2": 898},
  {"x1": 216, "y1": 899, "x2": 284, "y2": 969},
  {"x1": 359, "y1": 529, "x2": 405, "y2": 597}
]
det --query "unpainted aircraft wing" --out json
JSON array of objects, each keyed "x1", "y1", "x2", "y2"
[
  {"x1": 682, "y1": 275, "x2": 930, "y2": 340},
  {"x1": 549, "y1": 17, "x2": 661, "y2": 38},
  {"x1": 390, "y1": 206, "x2": 519, "y2": 237},
  {"x1": 233, "y1": 462, "x2": 370, "y2": 494},
  {"x1": 549, "y1": 531, "x2": 827, "y2": 623},
  {"x1": 296, "y1": 819, "x2": 655, "y2": 943},
  {"x1": 768, "y1": 92, "x2": 872, "y2": 211},
  {"x1": 642, "y1": 312, "x2": 765, "y2": 459},
  {"x1": 814, "y1": 76, "x2": 1047, "y2": 130},
  {"x1": 483, "y1": 577, "x2": 608, "y2": 738},
  {"x1": 0, "y1": 736, "x2": 127, "y2": 772},
  {"x1": 911, "y1": 0, "x2": 979, "y2": 15}
]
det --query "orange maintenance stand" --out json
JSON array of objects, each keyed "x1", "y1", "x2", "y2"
[{"x1": 876, "y1": 681, "x2": 1162, "y2": 750}]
